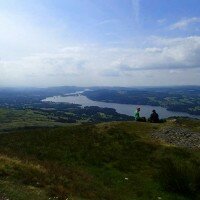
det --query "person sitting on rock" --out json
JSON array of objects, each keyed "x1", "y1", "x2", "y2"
[
  {"x1": 134, "y1": 107, "x2": 140, "y2": 121},
  {"x1": 149, "y1": 110, "x2": 159, "y2": 123},
  {"x1": 134, "y1": 107, "x2": 146, "y2": 122}
]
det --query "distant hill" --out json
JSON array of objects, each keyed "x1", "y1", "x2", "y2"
[
  {"x1": 84, "y1": 87, "x2": 200, "y2": 116},
  {"x1": 0, "y1": 118, "x2": 199, "y2": 200},
  {"x1": 0, "y1": 86, "x2": 200, "y2": 118}
]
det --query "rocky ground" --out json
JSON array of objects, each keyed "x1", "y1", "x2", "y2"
[
  {"x1": 0, "y1": 193, "x2": 9, "y2": 200},
  {"x1": 151, "y1": 126, "x2": 200, "y2": 149}
]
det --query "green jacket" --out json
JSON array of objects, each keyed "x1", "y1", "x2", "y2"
[{"x1": 134, "y1": 111, "x2": 140, "y2": 120}]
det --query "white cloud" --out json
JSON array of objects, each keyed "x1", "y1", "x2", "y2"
[
  {"x1": 0, "y1": 10, "x2": 68, "y2": 60},
  {"x1": 1, "y1": 36, "x2": 200, "y2": 87},
  {"x1": 108, "y1": 36, "x2": 200, "y2": 72},
  {"x1": 170, "y1": 17, "x2": 200, "y2": 30},
  {"x1": 157, "y1": 19, "x2": 166, "y2": 25},
  {"x1": 0, "y1": 1, "x2": 199, "y2": 87}
]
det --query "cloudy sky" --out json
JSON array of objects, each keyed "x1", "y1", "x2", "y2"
[{"x1": 0, "y1": 0, "x2": 200, "y2": 87}]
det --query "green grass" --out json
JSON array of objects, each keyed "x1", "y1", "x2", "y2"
[
  {"x1": 0, "y1": 108, "x2": 65, "y2": 132},
  {"x1": 0, "y1": 121, "x2": 199, "y2": 199},
  {"x1": 173, "y1": 117, "x2": 200, "y2": 132}
]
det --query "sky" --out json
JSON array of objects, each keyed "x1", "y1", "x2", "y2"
[{"x1": 0, "y1": 0, "x2": 200, "y2": 87}]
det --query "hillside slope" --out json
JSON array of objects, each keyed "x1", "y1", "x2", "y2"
[{"x1": 0, "y1": 120, "x2": 199, "y2": 200}]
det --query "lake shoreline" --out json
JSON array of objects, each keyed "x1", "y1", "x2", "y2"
[{"x1": 43, "y1": 94, "x2": 200, "y2": 119}]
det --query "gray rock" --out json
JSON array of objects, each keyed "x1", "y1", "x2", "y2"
[{"x1": 151, "y1": 127, "x2": 200, "y2": 149}]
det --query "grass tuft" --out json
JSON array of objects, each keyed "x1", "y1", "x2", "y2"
[{"x1": 158, "y1": 157, "x2": 200, "y2": 198}]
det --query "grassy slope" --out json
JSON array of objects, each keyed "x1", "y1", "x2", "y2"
[
  {"x1": 0, "y1": 120, "x2": 199, "y2": 200},
  {"x1": 0, "y1": 108, "x2": 65, "y2": 132},
  {"x1": 0, "y1": 107, "x2": 132, "y2": 132},
  {"x1": 175, "y1": 118, "x2": 200, "y2": 132}
]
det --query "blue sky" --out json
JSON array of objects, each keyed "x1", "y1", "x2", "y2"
[{"x1": 0, "y1": 0, "x2": 200, "y2": 87}]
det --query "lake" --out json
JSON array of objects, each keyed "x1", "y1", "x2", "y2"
[{"x1": 43, "y1": 94, "x2": 200, "y2": 119}]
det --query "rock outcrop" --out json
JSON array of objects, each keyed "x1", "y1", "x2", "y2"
[{"x1": 151, "y1": 127, "x2": 200, "y2": 149}]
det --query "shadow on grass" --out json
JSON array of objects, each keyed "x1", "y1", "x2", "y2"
[{"x1": 158, "y1": 157, "x2": 200, "y2": 199}]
